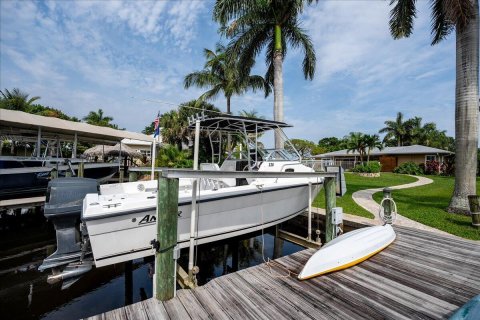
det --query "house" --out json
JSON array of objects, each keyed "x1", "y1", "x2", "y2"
[{"x1": 314, "y1": 145, "x2": 453, "y2": 172}]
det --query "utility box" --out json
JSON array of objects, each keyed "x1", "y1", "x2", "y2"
[{"x1": 332, "y1": 207, "x2": 343, "y2": 225}]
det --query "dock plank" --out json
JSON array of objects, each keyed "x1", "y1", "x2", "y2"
[
  {"x1": 176, "y1": 289, "x2": 211, "y2": 320},
  {"x1": 142, "y1": 298, "x2": 169, "y2": 320},
  {"x1": 163, "y1": 296, "x2": 190, "y2": 319},
  {"x1": 89, "y1": 225, "x2": 480, "y2": 320},
  {"x1": 124, "y1": 301, "x2": 149, "y2": 320}
]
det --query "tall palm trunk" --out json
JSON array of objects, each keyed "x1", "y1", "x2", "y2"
[
  {"x1": 273, "y1": 25, "x2": 284, "y2": 150},
  {"x1": 448, "y1": 0, "x2": 479, "y2": 214}
]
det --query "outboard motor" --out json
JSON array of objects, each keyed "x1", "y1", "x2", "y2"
[{"x1": 38, "y1": 177, "x2": 99, "y2": 289}]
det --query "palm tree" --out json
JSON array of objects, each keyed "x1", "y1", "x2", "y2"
[
  {"x1": 346, "y1": 132, "x2": 367, "y2": 163},
  {"x1": 184, "y1": 43, "x2": 271, "y2": 115},
  {"x1": 379, "y1": 112, "x2": 409, "y2": 146},
  {"x1": 389, "y1": 0, "x2": 479, "y2": 213},
  {"x1": 213, "y1": 0, "x2": 317, "y2": 149},
  {"x1": 364, "y1": 134, "x2": 384, "y2": 163},
  {"x1": 0, "y1": 88, "x2": 40, "y2": 112},
  {"x1": 83, "y1": 109, "x2": 114, "y2": 127},
  {"x1": 160, "y1": 100, "x2": 220, "y2": 151}
]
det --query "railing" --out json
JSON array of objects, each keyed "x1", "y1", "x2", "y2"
[{"x1": 302, "y1": 159, "x2": 358, "y2": 171}]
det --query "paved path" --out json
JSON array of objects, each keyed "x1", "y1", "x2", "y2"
[{"x1": 349, "y1": 175, "x2": 460, "y2": 236}]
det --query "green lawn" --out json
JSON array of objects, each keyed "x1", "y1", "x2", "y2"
[
  {"x1": 313, "y1": 173, "x2": 417, "y2": 218},
  {"x1": 372, "y1": 176, "x2": 480, "y2": 240}
]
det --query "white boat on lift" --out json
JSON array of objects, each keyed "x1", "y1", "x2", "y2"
[
  {"x1": 298, "y1": 224, "x2": 396, "y2": 280},
  {"x1": 84, "y1": 115, "x2": 323, "y2": 267},
  {"x1": 40, "y1": 114, "x2": 326, "y2": 286}
]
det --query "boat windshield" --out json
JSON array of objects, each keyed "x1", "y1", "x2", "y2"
[{"x1": 263, "y1": 149, "x2": 300, "y2": 161}]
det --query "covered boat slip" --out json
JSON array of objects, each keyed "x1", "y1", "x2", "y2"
[
  {"x1": 0, "y1": 109, "x2": 152, "y2": 206},
  {"x1": 0, "y1": 109, "x2": 151, "y2": 157},
  {"x1": 86, "y1": 225, "x2": 480, "y2": 320}
]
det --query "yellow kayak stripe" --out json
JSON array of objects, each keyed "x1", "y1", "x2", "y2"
[{"x1": 298, "y1": 239, "x2": 394, "y2": 281}]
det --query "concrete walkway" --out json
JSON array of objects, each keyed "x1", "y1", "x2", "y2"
[{"x1": 350, "y1": 175, "x2": 459, "y2": 237}]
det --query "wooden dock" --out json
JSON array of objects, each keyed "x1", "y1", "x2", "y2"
[{"x1": 86, "y1": 225, "x2": 480, "y2": 319}]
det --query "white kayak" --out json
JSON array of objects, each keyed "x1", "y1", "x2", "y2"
[{"x1": 298, "y1": 224, "x2": 396, "y2": 280}]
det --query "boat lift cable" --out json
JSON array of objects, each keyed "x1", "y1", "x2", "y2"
[
  {"x1": 378, "y1": 198, "x2": 397, "y2": 224},
  {"x1": 257, "y1": 183, "x2": 299, "y2": 279}
]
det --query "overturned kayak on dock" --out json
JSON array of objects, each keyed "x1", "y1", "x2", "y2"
[{"x1": 298, "y1": 224, "x2": 396, "y2": 280}]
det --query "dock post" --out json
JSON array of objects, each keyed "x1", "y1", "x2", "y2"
[
  {"x1": 129, "y1": 171, "x2": 138, "y2": 182},
  {"x1": 468, "y1": 195, "x2": 480, "y2": 229},
  {"x1": 119, "y1": 170, "x2": 124, "y2": 183},
  {"x1": 155, "y1": 176, "x2": 179, "y2": 300},
  {"x1": 124, "y1": 260, "x2": 133, "y2": 305},
  {"x1": 78, "y1": 161, "x2": 84, "y2": 177},
  {"x1": 382, "y1": 188, "x2": 393, "y2": 224},
  {"x1": 324, "y1": 177, "x2": 336, "y2": 243}
]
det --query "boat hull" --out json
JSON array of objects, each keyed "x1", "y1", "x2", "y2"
[
  {"x1": 298, "y1": 224, "x2": 396, "y2": 280},
  {"x1": 83, "y1": 181, "x2": 322, "y2": 267}
]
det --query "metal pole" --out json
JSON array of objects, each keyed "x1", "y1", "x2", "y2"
[
  {"x1": 324, "y1": 177, "x2": 336, "y2": 243},
  {"x1": 72, "y1": 132, "x2": 77, "y2": 159},
  {"x1": 151, "y1": 139, "x2": 156, "y2": 180},
  {"x1": 37, "y1": 127, "x2": 42, "y2": 157},
  {"x1": 307, "y1": 181, "x2": 312, "y2": 241},
  {"x1": 188, "y1": 119, "x2": 200, "y2": 284}
]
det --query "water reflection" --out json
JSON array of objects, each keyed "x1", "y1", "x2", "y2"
[{"x1": 1, "y1": 214, "x2": 304, "y2": 320}]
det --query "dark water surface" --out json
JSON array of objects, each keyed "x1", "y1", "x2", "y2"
[{"x1": 0, "y1": 209, "x2": 305, "y2": 320}]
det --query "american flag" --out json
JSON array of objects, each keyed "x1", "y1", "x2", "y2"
[{"x1": 153, "y1": 112, "x2": 160, "y2": 138}]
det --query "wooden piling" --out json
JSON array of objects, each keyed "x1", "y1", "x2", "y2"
[
  {"x1": 78, "y1": 162, "x2": 84, "y2": 177},
  {"x1": 50, "y1": 169, "x2": 58, "y2": 179},
  {"x1": 155, "y1": 176, "x2": 179, "y2": 301},
  {"x1": 468, "y1": 195, "x2": 480, "y2": 229},
  {"x1": 119, "y1": 170, "x2": 124, "y2": 183},
  {"x1": 129, "y1": 171, "x2": 138, "y2": 182},
  {"x1": 324, "y1": 177, "x2": 336, "y2": 243}
]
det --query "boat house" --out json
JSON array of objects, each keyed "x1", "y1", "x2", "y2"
[{"x1": 314, "y1": 145, "x2": 453, "y2": 171}]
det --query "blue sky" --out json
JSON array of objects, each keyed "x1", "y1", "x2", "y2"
[{"x1": 0, "y1": 1, "x2": 456, "y2": 147}]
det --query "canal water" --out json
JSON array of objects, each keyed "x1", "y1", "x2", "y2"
[{"x1": 0, "y1": 209, "x2": 306, "y2": 320}]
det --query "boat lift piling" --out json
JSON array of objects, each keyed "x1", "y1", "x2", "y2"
[{"x1": 153, "y1": 176, "x2": 179, "y2": 301}]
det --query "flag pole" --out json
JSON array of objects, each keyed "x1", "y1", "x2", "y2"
[{"x1": 151, "y1": 112, "x2": 160, "y2": 180}]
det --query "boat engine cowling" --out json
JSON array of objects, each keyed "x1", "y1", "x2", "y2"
[{"x1": 39, "y1": 177, "x2": 99, "y2": 289}]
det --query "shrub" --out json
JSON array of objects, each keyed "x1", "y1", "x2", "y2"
[
  {"x1": 425, "y1": 160, "x2": 440, "y2": 175},
  {"x1": 352, "y1": 161, "x2": 381, "y2": 173},
  {"x1": 393, "y1": 162, "x2": 424, "y2": 175}
]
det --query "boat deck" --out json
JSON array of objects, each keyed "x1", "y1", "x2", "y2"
[{"x1": 85, "y1": 225, "x2": 480, "y2": 319}]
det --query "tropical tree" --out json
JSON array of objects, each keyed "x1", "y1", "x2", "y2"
[
  {"x1": 364, "y1": 134, "x2": 383, "y2": 163},
  {"x1": 318, "y1": 137, "x2": 348, "y2": 152},
  {"x1": 160, "y1": 100, "x2": 221, "y2": 162},
  {"x1": 83, "y1": 109, "x2": 115, "y2": 127},
  {"x1": 379, "y1": 112, "x2": 409, "y2": 146},
  {"x1": 238, "y1": 109, "x2": 264, "y2": 119},
  {"x1": 389, "y1": 0, "x2": 479, "y2": 213},
  {"x1": 156, "y1": 144, "x2": 193, "y2": 168},
  {"x1": 0, "y1": 88, "x2": 40, "y2": 112},
  {"x1": 213, "y1": 0, "x2": 317, "y2": 149},
  {"x1": 289, "y1": 138, "x2": 317, "y2": 157},
  {"x1": 184, "y1": 43, "x2": 271, "y2": 115},
  {"x1": 346, "y1": 132, "x2": 367, "y2": 163}
]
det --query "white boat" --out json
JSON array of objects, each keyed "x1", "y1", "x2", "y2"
[
  {"x1": 298, "y1": 224, "x2": 396, "y2": 280},
  {"x1": 40, "y1": 114, "x2": 326, "y2": 286}
]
